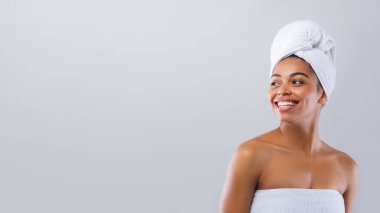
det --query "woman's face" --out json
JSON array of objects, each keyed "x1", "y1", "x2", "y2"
[{"x1": 267, "y1": 57, "x2": 326, "y2": 121}]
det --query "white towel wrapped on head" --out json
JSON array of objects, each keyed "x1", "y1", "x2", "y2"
[{"x1": 269, "y1": 20, "x2": 337, "y2": 101}]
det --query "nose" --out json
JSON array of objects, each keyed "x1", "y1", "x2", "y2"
[{"x1": 276, "y1": 83, "x2": 291, "y2": 95}]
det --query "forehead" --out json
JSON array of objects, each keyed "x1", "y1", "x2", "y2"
[{"x1": 272, "y1": 57, "x2": 316, "y2": 78}]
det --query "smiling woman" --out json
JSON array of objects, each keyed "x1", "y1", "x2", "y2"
[
  {"x1": 269, "y1": 55, "x2": 326, "y2": 115},
  {"x1": 271, "y1": 54, "x2": 324, "y2": 101},
  {"x1": 219, "y1": 20, "x2": 358, "y2": 213}
]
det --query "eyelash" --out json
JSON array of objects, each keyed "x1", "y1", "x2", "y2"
[{"x1": 270, "y1": 80, "x2": 304, "y2": 87}]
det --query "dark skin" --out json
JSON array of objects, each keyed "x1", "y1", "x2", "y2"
[{"x1": 219, "y1": 57, "x2": 358, "y2": 213}]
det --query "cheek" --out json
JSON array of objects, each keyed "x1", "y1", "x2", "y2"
[
  {"x1": 267, "y1": 89, "x2": 276, "y2": 100},
  {"x1": 294, "y1": 86, "x2": 313, "y2": 96},
  {"x1": 294, "y1": 87, "x2": 320, "y2": 105}
]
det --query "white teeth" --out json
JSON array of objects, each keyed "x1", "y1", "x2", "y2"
[{"x1": 277, "y1": 101, "x2": 297, "y2": 106}]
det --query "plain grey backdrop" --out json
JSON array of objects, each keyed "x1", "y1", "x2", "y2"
[{"x1": 0, "y1": 0, "x2": 378, "y2": 212}]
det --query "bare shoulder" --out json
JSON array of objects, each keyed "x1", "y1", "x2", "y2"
[
  {"x1": 235, "y1": 133, "x2": 275, "y2": 166},
  {"x1": 334, "y1": 150, "x2": 358, "y2": 172},
  {"x1": 329, "y1": 148, "x2": 358, "y2": 193},
  {"x1": 223, "y1": 134, "x2": 274, "y2": 183},
  {"x1": 218, "y1": 135, "x2": 273, "y2": 212},
  {"x1": 238, "y1": 133, "x2": 275, "y2": 154},
  {"x1": 331, "y1": 150, "x2": 358, "y2": 212},
  {"x1": 322, "y1": 142, "x2": 358, "y2": 169}
]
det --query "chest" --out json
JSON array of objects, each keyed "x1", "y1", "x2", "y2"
[{"x1": 257, "y1": 153, "x2": 347, "y2": 194}]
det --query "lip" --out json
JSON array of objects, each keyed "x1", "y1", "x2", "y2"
[
  {"x1": 273, "y1": 98, "x2": 299, "y2": 103},
  {"x1": 273, "y1": 99, "x2": 299, "y2": 112},
  {"x1": 275, "y1": 103, "x2": 298, "y2": 112}
]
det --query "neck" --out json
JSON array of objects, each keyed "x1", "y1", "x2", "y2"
[{"x1": 276, "y1": 118, "x2": 322, "y2": 156}]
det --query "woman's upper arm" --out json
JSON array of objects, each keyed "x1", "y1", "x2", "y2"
[
  {"x1": 219, "y1": 141, "x2": 265, "y2": 213},
  {"x1": 342, "y1": 155, "x2": 358, "y2": 213}
]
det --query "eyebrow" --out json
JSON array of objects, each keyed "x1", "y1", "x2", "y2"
[{"x1": 271, "y1": 72, "x2": 309, "y2": 78}]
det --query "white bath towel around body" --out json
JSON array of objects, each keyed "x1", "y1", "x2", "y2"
[{"x1": 250, "y1": 188, "x2": 345, "y2": 213}]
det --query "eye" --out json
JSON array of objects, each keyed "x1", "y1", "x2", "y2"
[
  {"x1": 293, "y1": 80, "x2": 303, "y2": 85},
  {"x1": 270, "y1": 82, "x2": 279, "y2": 87}
]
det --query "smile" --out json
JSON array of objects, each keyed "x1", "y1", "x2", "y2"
[{"x1": 274, "y1": 101, "x2": 299, "y2": 112}]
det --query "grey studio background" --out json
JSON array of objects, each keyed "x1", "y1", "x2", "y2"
[{"x1": 0, "y1": 0, "x2": 378, "y2": 212}]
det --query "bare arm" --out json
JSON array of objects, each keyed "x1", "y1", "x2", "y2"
[
  {"x1": 219, "y1": 141, "x2": 265, "y2": 213},
  {"x1": 342, "y1": 156, "x2": 358, "y2": 213}
]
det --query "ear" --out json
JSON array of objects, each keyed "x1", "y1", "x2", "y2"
[{"x1": 319, "y1": 91, "x2": 328, "y2": 105}]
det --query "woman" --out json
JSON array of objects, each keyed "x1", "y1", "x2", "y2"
[{"x1": 219, "y1": 20, "x2": 358, "y2": 213}]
